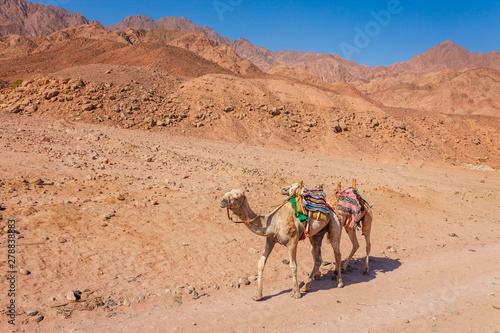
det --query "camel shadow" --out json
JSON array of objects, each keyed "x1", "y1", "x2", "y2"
[
  {"x1": 306, "y1": 256, "x2": 401, "y2": 293},
  {"x1": 262, "y1": 256, "x2": 401, "y2": 300}
]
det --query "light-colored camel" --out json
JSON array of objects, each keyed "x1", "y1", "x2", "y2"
[
  {"x1": 282, "y1": 182, "x2": 373, "y2": 275},
  {"x1": 336, "y1": 199, "x2": 373, "y2": 275},
  {"x1": 220, "y1": 189, "x2": 343, "y2": 301}
]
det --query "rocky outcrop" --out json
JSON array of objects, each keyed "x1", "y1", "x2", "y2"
[{"x1": 0, "y1": 0, "x2": 99, "y2": 37}]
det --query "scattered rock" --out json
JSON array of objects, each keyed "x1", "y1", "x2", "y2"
[
  {"x1": 223, "y1": 106, "x2": 235, "y2": 112},
  {"x1": 9, "y1": 105, "x2": 21, "y2": 113},
  {"x1": 238, "y1": 277, "x2": 250, "y2": 286},
  {"x1": 19, "y1": 268, "x2": 29, "y2": 275},
  {"x1": 26, "y1": 310, "x2": 38, "y2": 316},
  {"x1": 66, "y1": 291, "x2": 77, "y2": 301},
  {"x1": 339, "y1": 119, "x2": 348, "y2": 131},
  {"x1": 31, "y1": 315, "x2": 44, "y2": 323},
  {"x1": 82, "y1": 103, "x2": 94, "y2": 112},
  {"x1": 30, "y1": 178, "x2": 43, "y2": 185},
  {"x1": 43, "y1": 89, "x2": 59, "y2": 99},
  {"x1": 332, "y1": 121, "x2": 342, "y2": 133},
  {"x1": 117, "y1": 194, "x2": 125, "y2": 201},
  {"x1": 123, "y1": 299, "x2": 131, "y2": 307}
]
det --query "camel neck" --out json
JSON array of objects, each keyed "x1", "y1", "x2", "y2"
[{"x1": 235, "y1": 198, "x2": 272, "y2": 237}]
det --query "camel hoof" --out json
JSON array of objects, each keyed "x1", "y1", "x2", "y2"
[
  {"x1": 337, "y1": 281, "x2": 344, "y2": 288},
  {"x1": 300, "y1": 286, "x2": 308, "y2": 293},
  {"x1": 291, "y1": 290, "x2": 302, "y2": 299},
  {"x1": 252, "y1": 293, "x2": 262, "y2": 301},
  {"x1": 363, "y1": 269, "x2": 369, "y2": 276}
]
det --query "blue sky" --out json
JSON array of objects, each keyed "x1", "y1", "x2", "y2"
[{"x1": 30, "y1": 0, "x2": 500, "y2": 67}]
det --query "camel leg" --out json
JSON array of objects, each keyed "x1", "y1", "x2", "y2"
[
  {"x1": 301, "y1": 233, "x2": 324, "y2": 293},
  {"x1": 362, "y1": 218, "x2": 372, "y2": 275},
  {"x1": 287, "y1": 241, "x2": 302, "y2": 299},
  {"x1": 328, "y1": 215, "x2": 343, "y2": 288},
  {"x1": 253, "y1": 237, "x2": 275, "y2": 301},
  {"x1": 342, "y1": 226, "x2": 360, "y2": 272}
]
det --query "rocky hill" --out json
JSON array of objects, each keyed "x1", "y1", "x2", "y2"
[
  {"x1": 108, "y1": 16, "x2": 500, "y2": 84},
  {"x1": 0, "y1": 0, "x2": 99, "y2": 37}
]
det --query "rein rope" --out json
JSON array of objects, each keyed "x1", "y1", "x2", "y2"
[{"x1": 227, "y1": 195, "x2": 291, "y2": 224}]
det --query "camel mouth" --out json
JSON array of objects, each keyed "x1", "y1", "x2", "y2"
[
  {"x1": 281, "y1": 186, "x2": 290, "y2": 195},
  {"x1": 220, "y1": 194, "x2": 232, "y2": 208}
]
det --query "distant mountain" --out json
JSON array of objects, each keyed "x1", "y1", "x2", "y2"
[
  {"x1": 109, "y1": 16, "x2": 500, "y2": 83},
  {"x1": 368, "y1": 41, "x2": 500, "y2": 81},
  {"x1": 1, "y1": 2, "x2": 499, "y2": 84},
  {"x1": 0, "y1": 0, "x2": 99, "y2": 37}
]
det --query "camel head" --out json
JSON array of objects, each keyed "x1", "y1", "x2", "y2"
[
  {"x1": 220, "y1": 189, "x2": 245, "y2": 210},
  {"x1": 281, "y1": 182, "x2": 303, "y2": 196}
]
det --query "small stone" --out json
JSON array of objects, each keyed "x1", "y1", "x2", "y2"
[
  {"x1": 19, "y1": 268, "x2": 29, "y2": 275},
  {"x1": 332, "y1": 121, "x2": 342, "y2": 133},
  {"x1": 9, "y1": 105, "x2": 21, "y2": 113},
  {"x1": 57, "y1": 237, "x2": 67, "y2": 243},
  {"x1": 123, "y1": 298, "x2": 131, "y2": 307},
  {"x1": 30, "y1": 178, "x2": 43, "y2": 185},
  {"x1": 139, "y1": 295, "x2": 145, "y2": 301},
  {"x1": 238, "y1": 277, "x2": 250, "y2": 286},
  {"x1": 63, "y1": 200, "x2": 72, "y2": 204},
  {"x1": 247, "y1": 275, "x2": 257, "y2": 283},
  {"x1": 31, "y1": 315, "x2": 44, "y2": 323},
  {"x1": 82, "y1": 103, "x2": 94, "y2": 111},
  {"x1": 339, "y1": 119, "x2": 348, "y2": 131},
  {"x1": 66, "y1": 291, "x2": 77, "y2": 301},
  {"x1": 186, "y1": 286, "x2": 195, "y2": 294},
  {"x1": 26, "y1": 310, "x2": 38, "y2": 316},
  {"x1": 43, "y1": 89, "x2": 59, "y2": 99},
  {"x1": 117, "y1": 194, "x2": 125, "y2": 201}
]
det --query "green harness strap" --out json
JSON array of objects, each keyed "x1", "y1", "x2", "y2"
[{"x1": 289, "y1": 196, "x2": 308, "y2": 223}]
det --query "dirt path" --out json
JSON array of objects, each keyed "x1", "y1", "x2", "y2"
[{"x1": 15, "y1": 242, "x2": 499, "y2": 333}]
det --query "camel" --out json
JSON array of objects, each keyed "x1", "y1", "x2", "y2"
[
  {"x1": 220, "y1": 189, "x2": 343, "y2": 301},
  {"x1": 282, "y1": 181, "x2": 373, "y2": 275},
  {"x1": 335, "y1": 196, "x2": 373, "y2": 275}
]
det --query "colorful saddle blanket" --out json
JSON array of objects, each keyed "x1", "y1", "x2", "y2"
[
  {"x1": 301, "y1": 187, "x2": 330, "y2": 214},
  {"x1": 337, "y1": 188, "x2": 362, "y2": 228}
]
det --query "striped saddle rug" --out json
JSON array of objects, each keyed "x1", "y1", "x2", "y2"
[
  {"x1": 301, "y1": 187, "x2": 331, "y2": 215},
  {"x1": 337, "y1": 188, "x2": 363, "y2": 228}
]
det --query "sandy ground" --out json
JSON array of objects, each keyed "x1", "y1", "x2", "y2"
[{"x1": 1, "y1": 111, "x2": 499, "y2": 332}]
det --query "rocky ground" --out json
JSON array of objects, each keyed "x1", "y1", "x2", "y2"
[{"x1": 0, "y1": 109, "x2": 499, "y2": 332}]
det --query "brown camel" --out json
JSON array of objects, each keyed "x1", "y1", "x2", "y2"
[
  {"x1": 220, "y1": 189, "x2": 343, "y2": 301},
  {"x1": 282, "y1": 182, "x2": 373, "y2": 275}
]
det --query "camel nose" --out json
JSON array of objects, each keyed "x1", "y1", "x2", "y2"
[{"x1": 220, "y1": 197, "x2": 229, "y2": 208}]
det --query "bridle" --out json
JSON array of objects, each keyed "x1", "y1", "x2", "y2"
[
  {"x1": 226, "y1": 194, "x2": 291, "y2": 224},
  {"x1": 226, "y1": 195, "x2": 261, "y2": 224}
]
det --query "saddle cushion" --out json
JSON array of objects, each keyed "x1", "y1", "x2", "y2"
[
  {"x1": 301, "y1": 187, "x2": 330, "y2": 214},
  {"x1": 337, "y1": 188, "x2": 362, "y2": 228}
]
